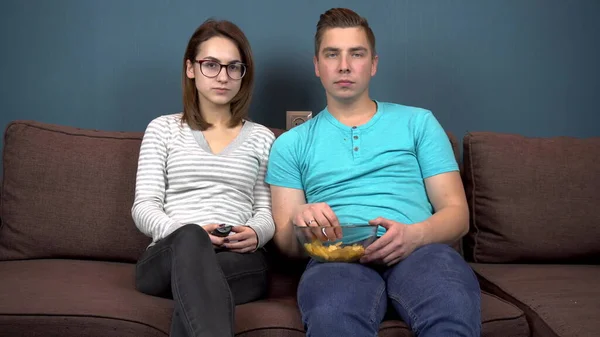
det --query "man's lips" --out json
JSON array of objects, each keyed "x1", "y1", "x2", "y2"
[{"x1": 335, "y1": 80, "x2": 354, "y2": 85}]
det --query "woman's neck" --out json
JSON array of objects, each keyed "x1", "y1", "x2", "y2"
[{"x1": 199, "y1": 99, "x2": 234, "y2": 129}]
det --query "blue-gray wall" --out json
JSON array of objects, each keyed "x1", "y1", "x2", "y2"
[{"x1": 1, "y1": 0, "x2": 599, "y2": 142}]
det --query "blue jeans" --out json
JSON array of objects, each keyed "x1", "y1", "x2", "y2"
[{"x1": 297, "y1": 243, "x2": 481, "y2": 337}]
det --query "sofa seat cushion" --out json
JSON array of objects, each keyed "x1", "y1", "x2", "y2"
[
  {"x1": 241, "y1": 291, "x2": 528, "y2": 337},
  {"x1": 0, "y1": 259, "x2": 172, "y2": 337},
  {"x1": 381, "y1": 291, "x2": 528, "y2": 337},
  {"x1": 0, "y1": 259, "x2": 529, "y2": 337},
  {"x1": 235, "y1": 298, "x2": 305, "y2": 336},
  {"x1": 471, "y1": 263, "x2": 600, "y2": 337},
  {"x1": 0, "y1": 259, "x2": 305, "y2": 337}
]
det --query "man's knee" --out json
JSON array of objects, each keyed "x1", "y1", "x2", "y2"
[
  {"x1": 298, "y1": 262, "x2": 387, "y2": 327},
  {"x1": 387, "y1": 243, "x2": 481, "y2": 299},
  {"x1": 409, "y1": 243, "x2": 475, "y2": 276},
  {"x1": 413, "y1": 243, "x2": 462, "y2": 261}
]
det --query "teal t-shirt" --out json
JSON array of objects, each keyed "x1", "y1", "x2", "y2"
[{"x1": 265, "y1": 101, "x2": 458, "y2": 239}]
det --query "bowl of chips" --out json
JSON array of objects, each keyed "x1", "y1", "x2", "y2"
[{"x1": 294, "y1": 224, "x2": 378, "y2": 262}]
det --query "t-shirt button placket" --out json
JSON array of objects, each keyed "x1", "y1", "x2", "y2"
[{"x1": 351, "y1": 128, "x2": 361, "y2": 158}]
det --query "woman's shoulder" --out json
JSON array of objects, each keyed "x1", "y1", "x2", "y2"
[
  {"x1": 245, "y1": 121, "x2": 276, "y2": 143},
  {"x1": 143, "y1": 113, "x2": 185, "y2": 133}
]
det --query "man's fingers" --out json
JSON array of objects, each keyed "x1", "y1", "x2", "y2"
[
  {"x1": 321, "y1": 205, "x2": 342, "y2": 239},
  {"x1": 322, "y1": 206, "x2": 340, "y2": 227},
  {"x1": 383, "y1": 252, "x2": 403, "y2": 266},
  {"x1": 364, "y1": 241, "x2": 396, "y2": 263},
  {"x1": 302, "y1": 210, "x2": 329, "y2": 241},
  {"x1": 364, "y1": 232, "x2": 393, "y2": 255},
  {"x1": 312, "y1": 212, "x2": 332, "y2": 227},
  {"x1": 369, "y1": 217, "x2": 392, "y2": 229}
]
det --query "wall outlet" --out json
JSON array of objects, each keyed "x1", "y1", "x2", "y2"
[{"x1": 286, "y1": 111, "x2": 312, "y2": 130}]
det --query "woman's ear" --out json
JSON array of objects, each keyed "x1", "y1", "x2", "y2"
[{"x1": 186, "y1": 59, "x2": 195, "y2": 79}]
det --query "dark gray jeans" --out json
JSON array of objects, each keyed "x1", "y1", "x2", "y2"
[{"x1": 135, "y1": 224, "x2": 268, "y2": 337}]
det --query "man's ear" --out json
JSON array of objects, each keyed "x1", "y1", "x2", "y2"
[
  {"x1": 186, "y1": 59, "x2": 195, "y2": 79},
  {"x1": 313, "y1": 56, "x2": 320, "y2": 77},
  {"x1": 371, "y1": 55, "x2": 379, "y2": 77}
]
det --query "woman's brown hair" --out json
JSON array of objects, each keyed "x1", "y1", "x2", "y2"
[{"x1": 182, "y1": 19, "x2": 254, "y2": 130}]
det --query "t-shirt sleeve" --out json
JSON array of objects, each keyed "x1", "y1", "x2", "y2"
[
  {"x1": 265, "y1": 130, "x2": 304, "y2": 190},
  {"x1": 415, "y1": 111, "x2": 459, "y2": 179}
]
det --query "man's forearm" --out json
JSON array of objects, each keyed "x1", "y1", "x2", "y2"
[
  {"x1": 273, "y1": 227, "x2": 305, "y2": 258},
  {"x1": 412, "y1": 205, "x2": 469, "y2": 248}
]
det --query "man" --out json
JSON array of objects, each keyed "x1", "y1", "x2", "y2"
[{"x1": 265, "y1": 7, "x2": 481, "y2": 337}]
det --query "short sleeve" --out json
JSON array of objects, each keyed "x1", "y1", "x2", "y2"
[
  {"x1": 265, "y1": 131, "x2": 304, "y2": 190},
  {"x1": 415, "y1": 111, "x2": 459, "y2": 179}
]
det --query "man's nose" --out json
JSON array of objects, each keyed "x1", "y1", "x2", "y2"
[{"x1": 338, "y1": 55, "x2": 350, "y2": 73}]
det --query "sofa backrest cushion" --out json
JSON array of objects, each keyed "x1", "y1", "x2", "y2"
[
  {"x1": 0, "y1": 121, "x2": 150, "y2": 262},
  {"x1": 0, "y1": 119, "x2": 460, "y2": 263},
  {"x1": 462, "y1": 132, "x2": 600, "y2": 263}
]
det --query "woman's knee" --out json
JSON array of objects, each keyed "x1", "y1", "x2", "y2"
[
  {"x1": 217, "y1": 250, "x2": 268, "y2": 305},
  {"x1": 169, "y1": 223, "x2": 211, "y2": 248}
]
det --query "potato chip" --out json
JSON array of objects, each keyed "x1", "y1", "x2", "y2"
[{"x1": 303, "y1": 240, "x2": 365, "y2": 262}]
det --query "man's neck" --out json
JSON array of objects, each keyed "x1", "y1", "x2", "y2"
[{"x1": 326, "y1": 93, "x2": 377, "y2": 127}]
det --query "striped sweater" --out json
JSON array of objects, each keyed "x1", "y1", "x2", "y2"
[{"x1": 131, "y1": 113, "x2": 276, "y2": 248}]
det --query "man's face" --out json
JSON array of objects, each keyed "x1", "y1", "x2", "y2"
[{"x1": 314, "y1": 27, "x2": 378, "y2": 103}]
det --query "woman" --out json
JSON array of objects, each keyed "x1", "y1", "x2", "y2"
[{"x1": 132, "y1": 19, "x2": 276, "y2": 337}]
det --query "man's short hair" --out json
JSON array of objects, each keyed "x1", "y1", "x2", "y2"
[{"x1": 314, "y1": 8, "x2": 376, "y2": 58}]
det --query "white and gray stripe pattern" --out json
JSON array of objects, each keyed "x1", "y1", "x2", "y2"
[{"x1": 132, "y1": 113, "x2": 276, "y2": 248}]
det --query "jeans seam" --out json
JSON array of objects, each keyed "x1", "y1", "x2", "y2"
[
  {"x1": 225, "y1": 267, "x2": 268, "y2": 281},
  {"x1": 368, "y1": 281, "x2": 387, "y2": 326},
  {"x1": 136, "y1": 245, "x2": 171, "y2": 271},
  {"x1": 168, "y1": 248, "x2": 195, "y2": 337},
  {"x1": 387, "y1": 274, "x2": 421, "y2": 335},
  {"x1": 214, "y1": 256, "x2": 235, "y2": 337},
  {"x1": 171, "y1": 247, "x2": 234, "y2": 337}
]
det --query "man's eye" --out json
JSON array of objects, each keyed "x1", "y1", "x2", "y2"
[
  {"x1": 326, "y1": 53, "x2": 337, "y2": 58},
  {"x1": 353, "y1": 53, "x2": 364, "y2": 58}
]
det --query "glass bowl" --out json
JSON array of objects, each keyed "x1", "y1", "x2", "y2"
[{"x1": 294, "y1": 224, "x2": 378, "y2": 262}]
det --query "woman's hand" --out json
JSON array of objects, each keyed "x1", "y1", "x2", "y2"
[
  {"x1": 202, "y1": 224, "x2": 230, "y2": 248},
  {"x1": 223, "y1": 225, "x2": 258, "y2": 253}
]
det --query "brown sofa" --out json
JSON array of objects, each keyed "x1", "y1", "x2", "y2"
[{"x1": 0, "y1": 120, "x2": 597, "y2": 337}]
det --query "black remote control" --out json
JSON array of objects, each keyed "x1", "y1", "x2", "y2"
[{"x1": 211, "y1": 225, "x2": 232, "y2": 237}]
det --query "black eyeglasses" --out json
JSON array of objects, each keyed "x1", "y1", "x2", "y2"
[{"x1": 193, "y1": 60, "x2": 246, "y2": 80}]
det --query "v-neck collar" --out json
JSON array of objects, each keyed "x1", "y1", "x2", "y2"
[{"x1": 191, "y1": 120, "x2": 253, "y2": 156}]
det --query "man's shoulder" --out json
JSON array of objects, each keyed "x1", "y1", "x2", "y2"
[
  {"x1": 271, "y1": 125, "x2": 303, "y2": 151},
  {"x1": 271, "y1": 113, "x2": 322, "y2": 147},
  {"x1": 379, "y1": 101, "x2": 433, "y2": 120}
]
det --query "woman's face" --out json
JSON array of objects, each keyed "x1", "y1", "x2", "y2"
[{"x1": 186, "y1": 36, "x2": 244, "y2": 108}]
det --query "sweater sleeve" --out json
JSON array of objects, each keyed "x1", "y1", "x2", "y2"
[
  {"x1": 244, "y1": 131, "x2": 276, "y2": 248},
  {"x1": 131, "y1": 116, "x2": 183, "y2": 242}
]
